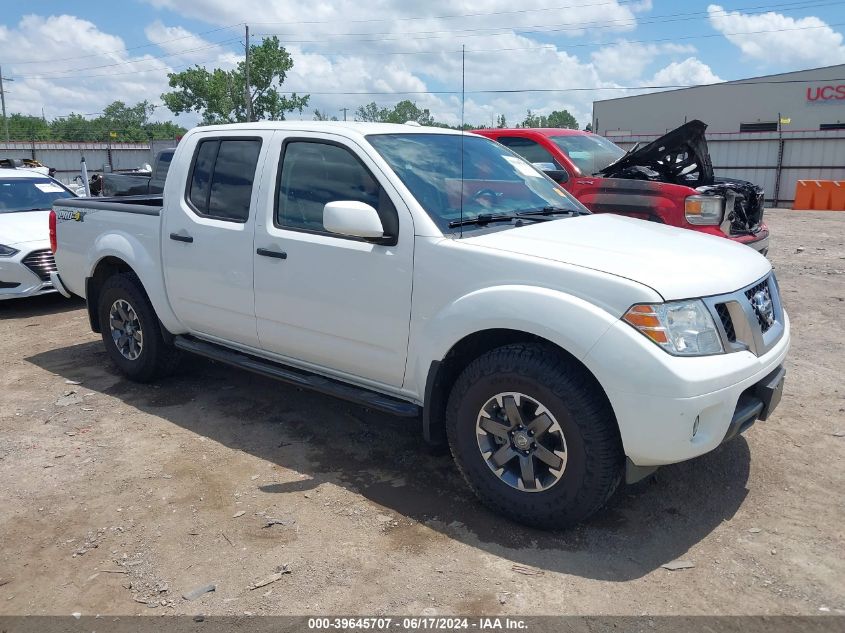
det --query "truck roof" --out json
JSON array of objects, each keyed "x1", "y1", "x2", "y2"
[
  {"x1": 0, "y1": 167, "x2": 55, "y2": 179},
  {"x1": 190, "y1": 121, "x2": 465, "y2": 139},
  {"x1": 475, "y1": 128, "x2": 589, "y2": 137}
]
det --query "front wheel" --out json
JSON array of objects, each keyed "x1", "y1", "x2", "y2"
[
  {"x1": 445, "y1": 344, "x2": 623, "y2": 529},
  {"x1": 98, "y1": 273, "x2": 181, "y2": 382}
]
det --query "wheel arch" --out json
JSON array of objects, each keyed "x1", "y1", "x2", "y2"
[
  {"x1": 422, "y1": 328, "x2": 618, "y2": 447},
  {"x1": 85, "y1": 255, "x2": 180, "y2": 340}
]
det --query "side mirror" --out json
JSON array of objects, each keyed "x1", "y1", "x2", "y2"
[
  {"x1": 532, "y1": 162, "x2": 570, "y2": 183},
  {"x1": 323, "y1": 201, "x2": 385, "y2": 239}
]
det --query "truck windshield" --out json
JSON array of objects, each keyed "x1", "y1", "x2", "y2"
[
  {"x1": 367, "y1": 133, "x2": 587, "y2": 233},
  {"x1": 0, "y1": 177, "x2": 74, "y2": 213},
  {"x1": 549, "y1": 135, "x2": 625, "y2": 174}
]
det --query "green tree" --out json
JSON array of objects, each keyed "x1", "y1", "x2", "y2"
[
  {"x1": 546, "y1": 109, "x2": 579, "y2": 129},
  {"x1": 5, "y1": 114, "x2": 51, "y2": 141},
  {"x1": 521, "y1": 108, "x2": 579, "y2": 129},
  {"x1": 354, "y1": 100, "x2": 435, "y2": 125},
  {"x1": 313, "y1": 109, "x2": 337, "y2": 121},
  {"x1": 354, "y1": 102, "x2": 390, "y2": 122},
  {"x1": 50, "y1": 113, "x2": 99, "y2": 142},
  {"x1": 162, "y1": 36, "x2": 309, "y2": 124},
  {"x1": 496, "y1": 114, "x2": 507, "y2": 128},
  {"x1": 94, "y1": 100, "x2": 156, "y2": 141}
]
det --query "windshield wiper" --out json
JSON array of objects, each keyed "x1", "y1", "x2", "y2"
[
  {"x1": 448, "y1": 212, "x2": 552, "y2": 228},
  {"x1": 516, "y1": 206, "x2": 589, "y2": 217}
]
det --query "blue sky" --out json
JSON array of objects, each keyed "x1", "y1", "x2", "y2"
[{"x1": 2, "y1": 1, "x2": 845, "y2": 128}]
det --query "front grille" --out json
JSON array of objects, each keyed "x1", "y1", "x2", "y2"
[
  {"x1": 744, "y1": 279, "x2": 773, "y2": 332},
  {"x1": 22, "y1": 249, "x2": 57, "y2": 282},
  {"x1": 715, "y1": 303, "x2": 736, "y2": 341},
  {"x1": 0, "y1": 281, "x2": 22, "y2": 289}
]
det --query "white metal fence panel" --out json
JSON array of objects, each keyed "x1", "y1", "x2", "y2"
[
  {"x1": 0, "y1": 141, "x2": 167, "y2": 185},
  {"x1": 609, "y1": 129, "x2": 845, "y2": 205}
]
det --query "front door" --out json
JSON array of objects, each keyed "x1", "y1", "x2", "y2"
[
  {"x1": 163, "y1": 134, "x2": 267, "y2": 348},
  {"x1": 253, "y1": 134, "x2": 414, "y2": 388}
]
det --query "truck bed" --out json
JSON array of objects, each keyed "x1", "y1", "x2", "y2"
[{"x1": 52, "y1": 195, "x2": 164, "y2": 301}]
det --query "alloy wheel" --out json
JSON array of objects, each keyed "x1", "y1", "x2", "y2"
[
  {"x1": 475, "y1": 392, "x2": 567, "y2": 492},
  {"x1": 109, "y1": 298, "x2": 144, "y2": 361}
]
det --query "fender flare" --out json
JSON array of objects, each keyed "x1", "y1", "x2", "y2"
[
  {"x1": 86, "y1": 231, "x2": 182, "y2": 334},
  {"x1": 413, "y1": 285, "x2": 622, "y2": 443}
]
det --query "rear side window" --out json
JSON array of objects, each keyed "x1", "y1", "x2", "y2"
[
  {"x1": 187, "y1": 138, "x2": 262, "y2": 222},
  {"x1": 496, "y1": 136, "x2": 561, "y2": 168},
  {"x1": 275, "y1": 140, "x2": 398, "y2": 241}
]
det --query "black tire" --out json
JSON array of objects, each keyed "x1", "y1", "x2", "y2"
[
  {"x1": 98, "y1": 272, "x2": 181, "y2": 382},
  {"x1": 445, "y1": 343, "x2": 623, "y2": 529}
]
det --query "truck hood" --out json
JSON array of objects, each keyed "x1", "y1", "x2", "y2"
[
  {"x1": 0, "y1": 209, "x2": 50, "y2": 246},
  {"x1": 597, "y1": 119, "x2": 714, "y2": 187},
  {"x1": 461, "y1": 214, "x2": 771, "y2": 301}
]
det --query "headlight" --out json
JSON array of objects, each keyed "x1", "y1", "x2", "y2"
[
  {"x1": 0, "y1": 244, "x2": 20, "y2": 257},
  {"x1": 685, "y1": 195, "x2": 724, "y2": 225},
  {"x1": 623, "y1": 300, "x2": 723, "y2": 356}
]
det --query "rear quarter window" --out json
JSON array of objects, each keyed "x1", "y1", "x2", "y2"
[{"x1": 186, "y1": 138, "x2": 262, "y2": 222}]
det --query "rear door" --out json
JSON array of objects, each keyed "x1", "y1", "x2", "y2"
[
  {"x1": 253, "y1": 133, "x2": 414, "y2": 388},
  {"x1": 163, "y1": 134, "x2": 268, "y2": 348}
]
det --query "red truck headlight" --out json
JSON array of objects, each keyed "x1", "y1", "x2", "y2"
[{"x1": 685, "y1": 195, "x2": 724, "y2": 225}]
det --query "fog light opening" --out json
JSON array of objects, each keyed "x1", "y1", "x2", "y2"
[{"x1": 692, "y1": 415, "x2": 700, "y2": 438}]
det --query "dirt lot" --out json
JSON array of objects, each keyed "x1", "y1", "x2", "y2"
[{"x1": 0, "y1": 209, "x2": 843, "y2": 617}]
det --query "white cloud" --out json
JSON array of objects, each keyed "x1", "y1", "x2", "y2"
[
  {"x1": 0, "y1": 3, "x2": 734, "y2": 131},
  {"x1": 708, "y1": 3, "x2": 845, "y2": 67},
  {"x1": 591, "y1": 41, "x2": 696, "y2": 80},
  {"x1": 0, "y1": 15, "x2": 175, "y2": 120},
  {"x1": 144, "y1": 20, "x2": 233, "y2": 65},
  {"x1": 650, "y1": 57, "x2": 722, "y2": 86}
]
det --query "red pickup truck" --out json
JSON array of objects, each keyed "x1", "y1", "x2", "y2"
[{"x1": 474, "y1": 121, "x2": 769, "y2": 254}]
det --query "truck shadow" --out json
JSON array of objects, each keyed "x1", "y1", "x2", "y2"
[
  {"x1": 27, "y1": 341, "x2": 751, "y2": 582},
  {"x1": 0, "y1": 293, "x2": 84, "y2": 319}
]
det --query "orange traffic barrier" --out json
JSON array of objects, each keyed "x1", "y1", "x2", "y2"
[
  {"x1": 793, "y1": 180, "x2": 845, "y2": 210},
  {"x1": 830, "y1": 181, "x2": 845, "y2": 211}
]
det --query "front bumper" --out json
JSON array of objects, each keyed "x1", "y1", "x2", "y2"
[
  {"x1": 0, "y1": 241, "x2": 57, "y2": 301},
  {"x1": 585, "y1": 308, "x2": 790, "y2": 468},
  {"x1": 696, "y1": 223, "x2": 770, "y2": 255}
]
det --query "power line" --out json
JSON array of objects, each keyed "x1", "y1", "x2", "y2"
[
  {"x1": 266, "y1": 77, "x2": 845, "y2": 96},
  {"x1": 10, "y1": 19, "x2": 845, "y2": 83},
  {"x1": 247, "y1": 0, "x2": 824, "y2": 26},
  {"x1": 11, "y1": 37, "x2": 243, "y2": 79},
  {"x1": 10, "y1": 23, "x2": 245, "y2": 66},
  {"x1": 249, "y1": 1, "x2": 841, "y2": 43}
]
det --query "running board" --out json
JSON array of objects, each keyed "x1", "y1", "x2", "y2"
[{"x1": 173, "y1": 336, "x2": 420, "y2": 418}]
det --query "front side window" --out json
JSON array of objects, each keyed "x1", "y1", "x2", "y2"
[
  {"x1": 497, "y1": 136, "x2": 561, "y2": 168},
  {"x1": 0, "y1": 177, "x2": 74, "y2": 213},
  {"x1": 276, "y1": 141, "x2": 398, "y2": 240},
  {"x1": 187, "y1": 138, "x2": 262, "y2": 222},
  {"x1": 367, "y1": 133, "x2": 586, "y2": 233}
]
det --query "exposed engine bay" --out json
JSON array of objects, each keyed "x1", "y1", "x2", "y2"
[{"x1": 597, "y1": 120, "x2": 765, "y2": 234}]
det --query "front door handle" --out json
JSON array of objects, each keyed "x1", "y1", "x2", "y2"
[
  {"x1": 256, "y1": 247, "x2": 287, "y2": 260},
  {"x1": 169, "y1": 232, "x2": 194, "y2": 243}
]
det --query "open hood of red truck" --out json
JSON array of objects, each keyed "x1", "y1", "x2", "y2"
[{"x1": 597, "y1": 119, "x2": 714, "y2": 187}]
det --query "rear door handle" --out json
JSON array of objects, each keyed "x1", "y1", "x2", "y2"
[
  {"x1": 169, "y1": 232, "x2": 193, "y2": 243},
  {"x1": 256, "y1": 247, "x2": 287, "y2": 260}
]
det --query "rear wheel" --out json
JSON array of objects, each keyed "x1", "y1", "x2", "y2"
[
  {"x1": 98, "y1": 273, "x2": 180, "y2": 382},
  {"x1": 445, "y1": 343, "x2": 623, "y2": 528}
]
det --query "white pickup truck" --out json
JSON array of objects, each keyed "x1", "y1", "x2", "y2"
[{"x1": 50, "y1": 122, "x2": 789, "y2": 528}]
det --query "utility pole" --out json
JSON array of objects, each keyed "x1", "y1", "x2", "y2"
[
  {"x1": 244, "y1": 25, "x2": 252, "y2": 122},
  {"x1": 339, "y1": 107, "x2": 349, "y2": 121},
  {"x1": 0, "y1": 66, "x2": 13, "y2": 142}
]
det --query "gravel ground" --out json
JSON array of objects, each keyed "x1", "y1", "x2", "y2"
[{"x1": 0, "y1": 209, "x2": 843, "y2": 617}]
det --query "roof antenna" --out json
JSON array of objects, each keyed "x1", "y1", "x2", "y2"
[{"x1": 459, "y1": 43, "x2": 465, "y2": 239}]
